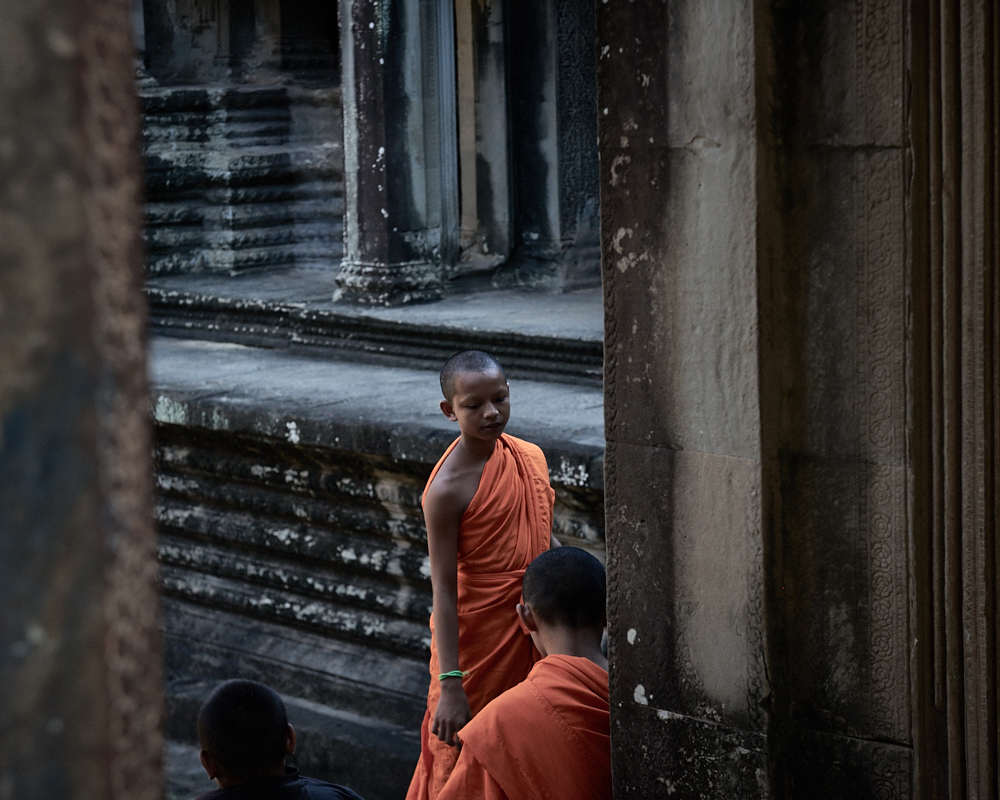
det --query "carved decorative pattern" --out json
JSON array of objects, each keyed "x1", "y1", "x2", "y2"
[
  {"x1": 743, "y1": 518, "x2": 768, "y2": 730},
  {"x1": 847, "y1": 0, "x2": 912, "y2": 747},
  {"x1": 857, "y1": 0, "x2": 905, "y2": 145},
  {"x1": 555, "y1": 0, "x2": 599, "y2": 240},
  {"x1": 871, "y1": 743, "x2": 912, "y2": 800},
  {"x1": 77, "y1": 0, "x2": 163, "y2": 798},
  {"x1": 853, "y1": 144, "x2": 910, "y2": 744}
]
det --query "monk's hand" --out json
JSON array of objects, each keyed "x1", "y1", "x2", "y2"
[{"x1": 431, "y1": 680, "x2": 472, "y2": 747}]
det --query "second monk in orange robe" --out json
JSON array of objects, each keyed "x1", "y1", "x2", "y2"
[
  {"x1": 406, "y1": 351, "x2": 556, "y2": 800},
  {"x1": 438, "y1": 546, "x2": 611, "y2": 800}
]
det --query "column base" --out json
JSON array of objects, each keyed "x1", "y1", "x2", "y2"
[{"x1": 335, "y1": 260, "x2": 444, "y2": 305}]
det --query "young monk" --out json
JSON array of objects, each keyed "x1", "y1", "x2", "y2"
[
  {"x1": 437, "y1": 546, "x2": 611, "y2": 800},
  {"x1": 195, "y1": 679, "x2": 364, "y2": 800},
  {"x1": 406, "y1": 350, "x2": 559, "y2": 800}
]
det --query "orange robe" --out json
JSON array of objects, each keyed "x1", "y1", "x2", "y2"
[
  {"x1": 438, "y1": 655, "x2": 611, "y2": 800},
  {"x1": 406, "y1": 434, "x2": 554, "y2": 800}
]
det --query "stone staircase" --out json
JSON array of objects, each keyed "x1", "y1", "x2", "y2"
[
  {"x1": 141, "y1": 84, "x2": 344, "y2": 276},
  {"x1": 146, "y1": 279, "x2": 605, "y2": 799}
]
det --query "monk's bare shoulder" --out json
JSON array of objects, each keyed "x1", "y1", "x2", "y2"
[{"x1": 425, "y1": 447, "x2": 485, "y2": 523}]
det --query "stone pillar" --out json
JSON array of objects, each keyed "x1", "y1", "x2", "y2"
[
  {"x1": 0, "y1": 0, "x2": 162, "y2": 798},
  {"x1": 336, "y1": 0, "x2": 458, "y2": 304},
  {"x1": 599, "y1": 1, "x2": 770, "y2": 795},
  {"x1": 599, "y1": 0, "x2": 997, "y2": 798},
  {"x1": 909, "y1": 2, "x2": 999, "y2": 797}
]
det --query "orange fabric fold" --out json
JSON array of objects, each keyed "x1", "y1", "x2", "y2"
[
  {"x1": 406, "y1": 434, "x2": 555, "y2": 800},
  {"x1": 439, "y1": 655, "x2": 611, "y2": 800}
]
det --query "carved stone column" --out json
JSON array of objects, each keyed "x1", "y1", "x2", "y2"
[
  {"x1": 336, "y1": 0, "x2": 458, "y2": 304},
  {"x1": 910, "y1": 2, "x2": 999, "y2": 797},
  {"x1": 0, "y1": 0, "x2": 162, "y2": 798}
]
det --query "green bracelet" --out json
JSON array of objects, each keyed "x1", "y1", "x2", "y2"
[{"x1": 438, "y1": 670, "x2": 468, "y2": 681}]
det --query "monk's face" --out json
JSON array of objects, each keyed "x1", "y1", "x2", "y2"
[{"x1": 443, "y1": 368, "x2": 510, "y2": 442}]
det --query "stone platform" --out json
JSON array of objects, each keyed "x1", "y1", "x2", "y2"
[
  {"x1": 149, "y1": 288, "x2": 604, "y2": 798},
  {"x1": 147, "y1": 269, "x2": 604, "y2": 384}
]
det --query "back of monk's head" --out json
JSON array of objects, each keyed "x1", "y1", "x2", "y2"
[
  {"x1": 198, "y1": 679, "x2": 288, "y2": 781},
  {"x1": 523, "y1": 546, "x2": 606, "y2": 629},
  {"x1": 440, "y1": 349, "x2": 507, "y2": 400}
]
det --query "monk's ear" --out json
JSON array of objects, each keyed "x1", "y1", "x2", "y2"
[
  {"x1": 440, "y1": 400, "x2": 457, "y2": 421},
  {"x1": 516, "y1": 602, "x2": 538, "y2": 633},
  {"x1": 286, "y1": 723, "x2": 296, "y2": 756},
  {"x1": 200, "y1": 749, "x2": 219, "y2": 781}
]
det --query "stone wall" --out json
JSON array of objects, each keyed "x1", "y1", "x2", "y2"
[
  {"x1": 142, "y1": 84, "x2": 343, "y2": 276},
  {"x1": 139, "y1": 0, "x2": 344, "y2": 278},
  {"x1": 598, "y1": 0, "x2": 997, "y2": 798}
]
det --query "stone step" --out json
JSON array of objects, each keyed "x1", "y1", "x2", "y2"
[
  {"x1": 144, "y1": 153, "x2": 343, "y2": 197},
  {"x1": 163, "y1": 601, "x2": 428, "y2": 731},
  {"x1": 147, "y1": 271, "x2": 605, "y2": 385},
  {"x1": 140, "y1": 85, "x2": 342, "y2": 144},
  {"x1": 147, "y1": 243, "x2": 344, "y2": 276}
]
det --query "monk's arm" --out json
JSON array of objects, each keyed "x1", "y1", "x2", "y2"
[{"x1": 424, "y1": 485, "x2": 472, "y2": 746}]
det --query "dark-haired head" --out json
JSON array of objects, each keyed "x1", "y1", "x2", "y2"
[
  {"x1": 198, "y1": 680, "x2": 288, "y2": 781},
  {"x1": 522, "y1": 547, "x2": 606, "y2": 629},
  {"x1": 440, "y1": 350, "x2": 506, "y2": 401}
]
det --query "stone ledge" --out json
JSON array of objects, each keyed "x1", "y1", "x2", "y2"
[
  {"x1": 148, "y1": 276, "x2": 604, "y2": 386},
  {"x1": 149, "y1": 337, "x2": 605, "y2": 490}
]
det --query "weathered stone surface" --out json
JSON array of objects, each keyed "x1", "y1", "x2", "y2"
[
  {"x1": 759, "y1": 3, "x2": 915, "y2": 783},
  {"x1": 148, "y1": 337, "x2": 605, "y2": 520},
  {"x1": 0, "y1": 0, "x2": 162, "y2": 797},
  {"x1": 612, "y1": 702, "x2": 769, "y2": 800},
  {"x1": 609, "y1": 443, "x2": 766, "y2": 733},
  {"x1": 595, "y1": 0, "x2": 994, "y2": 796},
  {"x1": 598, "y1": 1, "x2": 769, "y2": 796},
  {"x1": 141, "y1": 84, "x2": 344, "y2": 276},
  {"x1": 598, "y1": 5, "x2": 761, "y2": 462}
]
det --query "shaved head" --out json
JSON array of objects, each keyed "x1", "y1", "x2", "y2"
[
  {"x1": 440, "y1": 350, "x2": 506, "y2": 400},
  {"x1": 198, "y1": 680, "x2": 287, "y2": 780},
  {"x1": 522, "y1": 547, "x2": 606, "y2": 629}
]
